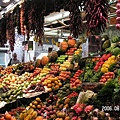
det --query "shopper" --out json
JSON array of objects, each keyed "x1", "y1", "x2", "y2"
[
  {"x1": 33, "y1": 56, "x2": 36, "y2": 66},
  {"x1": 8, "y1": 53, "x2": 20, "y2": 66}
]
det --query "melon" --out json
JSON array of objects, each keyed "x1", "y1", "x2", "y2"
[{"x1": 41, "y1": 56, "x2": 49, "y2": 65}]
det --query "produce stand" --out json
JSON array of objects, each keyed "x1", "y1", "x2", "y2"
[
  {"x1": 0, "y1": 0, "x2": 120, "y2": 120},
  {"x1": 0, "y1": 34, "x2": 120, "y2": 119}
]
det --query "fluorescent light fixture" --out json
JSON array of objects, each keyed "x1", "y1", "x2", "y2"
[
  {"x1": 58, "y1": 38, "x2": 64, "y2": 42},
  {"x1": 44, "y1": 32, "x2": 59, "y2": 36},
  {"x1": 2, "y1": 0, "x2": 10, "y2": 3},
  {"x1": 45, "y1": 11, "x2": 70, "y2": 22},
  {"x1": 63, "y1": 33, "x2": 70, "y2": 37}
]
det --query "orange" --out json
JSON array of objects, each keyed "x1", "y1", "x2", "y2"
[
  {"x1": 54, "y1": 81, "x2": 59, "y2": 85},
  {"x1": 5, "y1": 113, "x2": 12, "y2": 120},
  {"x1": 47, "y1": 83, "x2": 52, "y2": 88},
  {"x1": 37, "y1": 105, "x2": 42, "y2": 109},
  {"x1": 36, "y1": 97, "x2": 41, "y2": 102},
  {"x1": 33, "y1": 101, "x2": 38, "y2": 105},
  {"x1": 31, "y1": 105, "x2": 36, "y2": 109},
  {"x1": 51, "y1": 83, "x2": 55, "y2": 86},
  {"x1": 47, "y1": 80, "x2": 51, "y2": 84},
  {"x1": 54, "y1": 85, "x2": 59, "y2": 90},
  {"x1": 58, "y1": 82, "x2": 62, "y2": 87},
  {"x1": 29, "y1": 103, "x2": 33, "y2": 107},
  {"x1": 42, "y1": 81, "x2": 47, "y2": 86}
]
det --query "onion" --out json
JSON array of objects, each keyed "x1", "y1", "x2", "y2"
[
  {"x1": 116, "y1": 3, "x2": 120, "y2": 9},
  {"x1": 116, "y1": 9, "x2": 120, "y2": 17},
  {"x1": 116, "y1": 24, "x2": 120, "y2": 30},
  {"x1": 116, "y1": 17, "x2": 120, "y2": 22}
]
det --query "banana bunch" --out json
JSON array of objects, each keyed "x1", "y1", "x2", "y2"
[{"x1": 19, "y1": 108, "x2": 38, "y2": 120}]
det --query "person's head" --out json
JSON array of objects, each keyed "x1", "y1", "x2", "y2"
[
  {"x1": 33, "y1": 56, "x2": 36, "y2": 61},
  {"x1": 12, "y1": 53, "x2": 17, "y2": 60}
]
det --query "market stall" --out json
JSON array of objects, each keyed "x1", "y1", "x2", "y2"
[{"x1": 0, "y1": 0, "x2": 120, "y2": 120}]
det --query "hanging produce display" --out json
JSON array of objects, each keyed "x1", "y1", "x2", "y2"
[
  {"x1": 116, "y1": 0, "x2": 120, "y2": 29},
  {"x1": 13, "y1": 5, "x2": 21, "y2": 35},
  {"x1": 0, "y1": 17, "x2": 6, "y2": 46},
  {"x1": 83, "y1": 0, "x2": 110, "y2": 34},
  {"x1": 20, "y1": 3, "x2": 25, "y2": 35},
  {"x1": 6, "y1": 13, "x2": 15, "y2": 51},
  {"x1": 68, "y1": 0, "x2": 83, "y2": 38}
]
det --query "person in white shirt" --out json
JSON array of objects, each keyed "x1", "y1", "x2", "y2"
[{"x1": 8, "y1": 53, "x2": 20, "y2": 66}]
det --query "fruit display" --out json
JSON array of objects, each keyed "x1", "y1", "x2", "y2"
[
  {"x1": 68, "y1": 37, "x2": 76, "y2": 47},
  {"x1": 0, "y1": 112, "x2": 17, "y2": 120},
  {"x1": 42, "y1": 77, "x2": 62, "y2": 92},
  {"x1": 12, "y1": 62, "x2": 35, "y2": 75},
  {"x1": 8, "y1": 107, "x2": 25, "y2": 116},
  {"x1": 101, "y1": 55, "x2": 116, "y2": 73},
  {"x1": 0, "y1": 88, "x2": 23, "y2": 103},
  {"x1": 74, "y1": 48, "x2": 82, "y2": 55},
  {"x1": 94, "y1": 53, "x2": 112, "y2": 72},
  {"x1": 70, "y1": 69, "x2": 83, "y2": 88},
  {"x1": 56, "y1": 55, "x2": 68, "y2": 63},
  {"x1": 37, "y1": 105, "x2": 56, "y2": 119},
  {"x1": 29, "y1": 97, "x2": 43, "y2": 109},
  {"x1": 67, "y1": 55, "x2": 73, "y2": 62},
  {"x1": 0, "y1": 34, "x2": 120, "y2": 120},
  {"x1": 24, "y1": 82, "x2": 45, "y2": 94},
  {"x1": 45, "y1": 93, "x2": 58, "y2": 106},
  {"x1": 57, "y1": 83, "x2": 71, "y2": 98},
  {"x1": 65, "y1": 47, "x2": 77, "y2": 55},
  {"x1": 49, "y1": 63, "x2": 60, "y2": 75},
  {"x1": 40, "y1": 74, "x2": 54, "y2": 83},
  {"x1": 99, "y1": 72, "x2": 115, "y2": 83},
  {"x1": 0, "y1": 72, "x2": 33, "y2": 89},
  {"x1": 41, "y1": 56, "x2": 49, "y2": 66},
  {"x1": 59, "y1": 41, "x2": 68, "y2": 52},
  {"x1": 1, "y1": 66, "x2": 13, "y2": 75},
  {"x1": 0, "y1": 86, "x2": 9, "y2": 94},
  {"x1": 0, "y1": 66, "x2": 4, "y2": 72},
  {"x1": 19, "y1": 108, "x2": 38, "y2": 120},
  {"x1": 59, "y1": 61, "x2": 71, "y2": 71},
  {"x1": 57, "y1": 71, "x2": 71, "y2": 81},
  {"x1": 40, "y1": 67, "x2": 50, "y2": 75}
]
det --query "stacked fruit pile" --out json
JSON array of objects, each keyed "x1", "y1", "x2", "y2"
[
  {"x1": 0, "y1": 35, "x2": 120, "y2": 119},
  {"x1": 42, "y1": 77, "x2": 62, "y2": 92}
]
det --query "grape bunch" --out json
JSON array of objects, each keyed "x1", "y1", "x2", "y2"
[{"x1": 24, "y1": 82, "x2": 45, "y2": 93}]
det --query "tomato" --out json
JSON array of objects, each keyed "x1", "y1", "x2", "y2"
[
  {"x1": 106, "y1": 53, "x2": 112, "y2": 58},
  {"x1": 76, "y1": 71, "x2": 79, "y2": 74},
  {"x1": 100, "y1": 78, "x2": 106, "y2": 82},
  {"x1": 66, "y1": 75, "x2": 70, "y2": 79},
  {"x1": 75, "y1": 79, "x2": 80, "y2": 84},
  {"x1": 77, "y1": 69, "x2": 81, "y2": 72},
  {"x1": 105, "y1": 75, "x2": 110, "y2": 79},
  {"x1": 75, "y1": 74, "x2": 79, "y2": 77}
]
